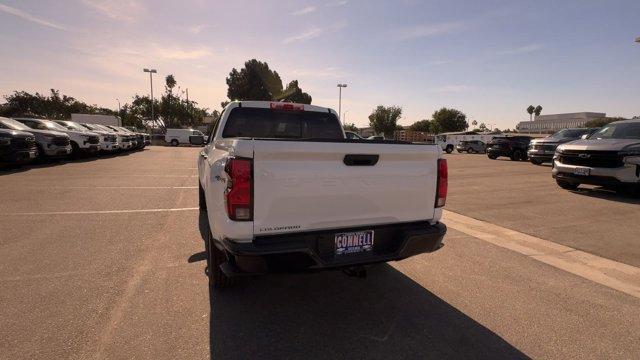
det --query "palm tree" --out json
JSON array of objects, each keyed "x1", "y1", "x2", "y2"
[
  {"x1": 526, "y1": 105, "x2": 535, "y2": 121},
  {"x1": 534, "y1": 105, "x2": 543, "y2": 117}
]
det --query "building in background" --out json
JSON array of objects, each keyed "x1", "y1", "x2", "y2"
[
  {"x1": 516, "y1": 112, "x2": 605, "y2": 133},
  {"x1": 394, "y1": 129, "x2": 429, "y2": 142}
]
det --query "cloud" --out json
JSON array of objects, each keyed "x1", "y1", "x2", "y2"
[
  {"x1": 427, "y1": 59, "x2": 453, "y2": 66},
  {"x1": 326, "y1": 0, "x2": 348, "y2": 7},
  {"x1": 152, "y1": 45, "x2": 213, "y2": 60},
  {"x1": 283, "y1": 28, "x2": 323, "y2": 44},
  {"x1": 394, "y1": 21, "x2": 465, "y2": 40},
  {"x1": 292, "y1": 6, "x2": 316, "y2": 16},
  {"x1": 80, "y1": 0, "x2": 142, "y2": 22},
  {"x1": 291, "y1": 67, "x2": 346, "y2": 79},
  {"x1": 495, "y1": 43, "x2": 544, "y2": 55},
  {"x1": 430, "y1": 85, "x2": 474, "y2": 93},
  {"x1": 187, "y1": 24, "x2": 207, "y2": 34},
  {"x1": 0, "y1": 3, "x2": 66, "y2": 30}
]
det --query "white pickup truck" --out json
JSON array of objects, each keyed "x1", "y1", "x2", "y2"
[{"x1": 198, "y1": 101, "x2": 447, "y2": 288}]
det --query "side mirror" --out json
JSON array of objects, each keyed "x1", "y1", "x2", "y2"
[{"x1": 580, "y1": 134, "x2": 590, "y2": 140}]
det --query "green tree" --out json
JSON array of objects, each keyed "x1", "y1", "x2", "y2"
[
  {"x1": 478, "y1": 123, "x2": 488, "y2": 132},
  {"x1": 343, "y1": 122, "x2": 358, "y2": 132},
  {"x1": 368, "y1": 105, "x2": 402, "y2": 139},
  {"x1": 409, "y1": 119, "x2": 440, "y2": 134},
  {"x1": 224, "y1": 59, "x2": 312, "y2": 104},
  {"x1": 534, "y1": 105, "x2": 543, "y2": 117},
  {"x1": 526, "y1": 105, "x2": 535, "y2": 121},
  {"x1": 279, "y1": 80, "x2": 312, "y2": 104},
  {"x1": 409, "y1": 119, "x2": 430, "y2": 132},
  {"x1": 584, "y1": 117, "x2": 625, "y2": 128},
  {"x1": 431, "y1": 107, "x2": 468, "y2": 133},
  {"x1": 0, "y1": 89, "x2": 115, "y2": 119}
]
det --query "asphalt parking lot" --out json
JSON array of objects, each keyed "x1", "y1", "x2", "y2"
[{"x1": 1, "y1": 147, "x2": 639, "y2": 359}]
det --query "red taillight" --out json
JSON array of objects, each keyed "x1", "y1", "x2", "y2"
[
  {"x1": 224, "y1": 158, "x2": 253, "y2": 221},
  {"x1": 435, "y1": 159, "x2": 448, "y2": 208},
  {"x1": 270, "y1": 102, "x2": 304, "y2": 111}
]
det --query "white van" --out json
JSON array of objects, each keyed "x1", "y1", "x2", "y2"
[
  {"x1": 165, "y1": 128, "x2": 205, "y2": 146},
  {"x1": 435, "y1": 131, "x2": 499, "y2": 153}
]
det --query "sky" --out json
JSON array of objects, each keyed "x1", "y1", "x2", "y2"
[{"x1": 0, "y1": 0, "x2": 639, "y2": 129}]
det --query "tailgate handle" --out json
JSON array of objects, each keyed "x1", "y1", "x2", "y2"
[{"x1": 343, "y1": 154, "x2": 379, "y2": 166}]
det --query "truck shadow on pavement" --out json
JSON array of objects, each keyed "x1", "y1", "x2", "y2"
[
  {"x1": 570, "y1": 187, "x2": 640, "y2": 205},
  {"x1": 197, "y1": 213, "x2": 528, "y2": 360}
]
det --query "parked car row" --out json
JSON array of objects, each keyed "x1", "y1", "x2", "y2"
[
  {"x1": 0, "y1": 116, "x2": 149, "y2": 167},
  {"x1": 460, "y1": 120, "x2": 639, "y2": 195}
]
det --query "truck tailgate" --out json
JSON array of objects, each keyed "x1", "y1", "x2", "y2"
[{"x1": 253, "y1": 141, "x2": 440, "y2": 235}]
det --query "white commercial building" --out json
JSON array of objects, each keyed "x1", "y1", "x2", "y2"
[{"x1": 516, "y1": 112, "x2": 605, "y2": 133}]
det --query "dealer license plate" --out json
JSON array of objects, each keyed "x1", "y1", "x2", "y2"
[
  {"x1": 335, "y1": 230, "x2": 374, "y2": 255},
  {"x1": 573, "y1": 167, "x2": 590, "y2": 176}
]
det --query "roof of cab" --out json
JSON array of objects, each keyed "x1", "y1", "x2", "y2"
[{"x1": 225, "y1": 101, "x2": 337, "y2": 115}]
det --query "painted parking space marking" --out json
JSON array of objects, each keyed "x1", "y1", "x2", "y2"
[
  {"x1": 443, "y1": 210, "x2": 640, "y2": 299},
  {"x1": 2, "y1": 207, "x2": 199, "y2": 216},
  {"x1": 48, "y1": 186, "x2": 198, "y2": 189}
]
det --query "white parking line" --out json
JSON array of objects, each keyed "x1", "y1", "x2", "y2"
[
  {"x1": 51, "y1": 186, "x2": 198, "y2": 189},
  {"x1": 443, "y1": 210, "x2": 640, "y2": 299},
  {"x1": 2, "y1": 207, "x2": 199, "y2": 216}
]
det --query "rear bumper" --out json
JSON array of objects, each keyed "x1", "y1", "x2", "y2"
[{"x1": 219, "y1": 221, "x2": 447, "y2": 275}]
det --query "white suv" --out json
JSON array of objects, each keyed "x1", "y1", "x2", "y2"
[
  {"x1": 56, "y1": 120, "x2": 118, "y2": 152},
  {"x1": 15, "y1": 118, "x2": 101, "y2": 156},
  {"x1": 553, "y1": 119, "x2": 640, "y2": 194}
]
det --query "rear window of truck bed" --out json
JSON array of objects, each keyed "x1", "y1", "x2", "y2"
[{"x1": 222, "y1": 107, "x2": 343, "y2": 139}]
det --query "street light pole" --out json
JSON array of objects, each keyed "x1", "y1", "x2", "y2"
[
  {"x1": 116, "y1": 98, "x2": 121, "y2": 125},
  {"x1": 343, "y1": 110, "x2": 349, "y2": 123},
  {"x1": 337, "y1": 83, "x2": 347, "y2": 121},
  {"x1": 143, "y1": 68, "x2": 157, "y2": 126}
]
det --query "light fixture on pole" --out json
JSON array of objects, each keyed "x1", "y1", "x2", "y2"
[
  {"x1": 337, "y1": 83, "x2": 347, "y2": 120},
  {"x1": 143, "y1": 68, "x2": 157, "y2": 125}
]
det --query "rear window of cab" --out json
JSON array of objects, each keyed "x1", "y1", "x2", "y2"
[{"x1": 222, "y1": 107, "x2": 343, "y2": 140}]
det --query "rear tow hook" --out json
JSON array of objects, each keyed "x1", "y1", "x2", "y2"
[{"x1": 342, "y1": 266, "x2": 367, "y2": 278}]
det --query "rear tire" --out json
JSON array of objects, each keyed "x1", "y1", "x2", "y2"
[
  {"x1": 487, "y1": 154, "x2": 497, "y2": 160},
  {"x1": 207, "y1": 230, "x2": 234, "y2": 289},
  {"x1": 530, "y1": 158, "x2": 543, "y2": 165},
  {"x1": 170, "y1": 139, "x2": 179, "y2": 147},
  {"x1": 556, "y1": 179, "x2": 579, "y2": 190},
  {"x1": 445, "y1": 145, "x2": 454, "y2": 154},
  {"x1": 199, "y1": 182, "x2": 207, "y2": 211},
  {"x1": 510, "y1": 150, "x2": 523, "y2": 161}
]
